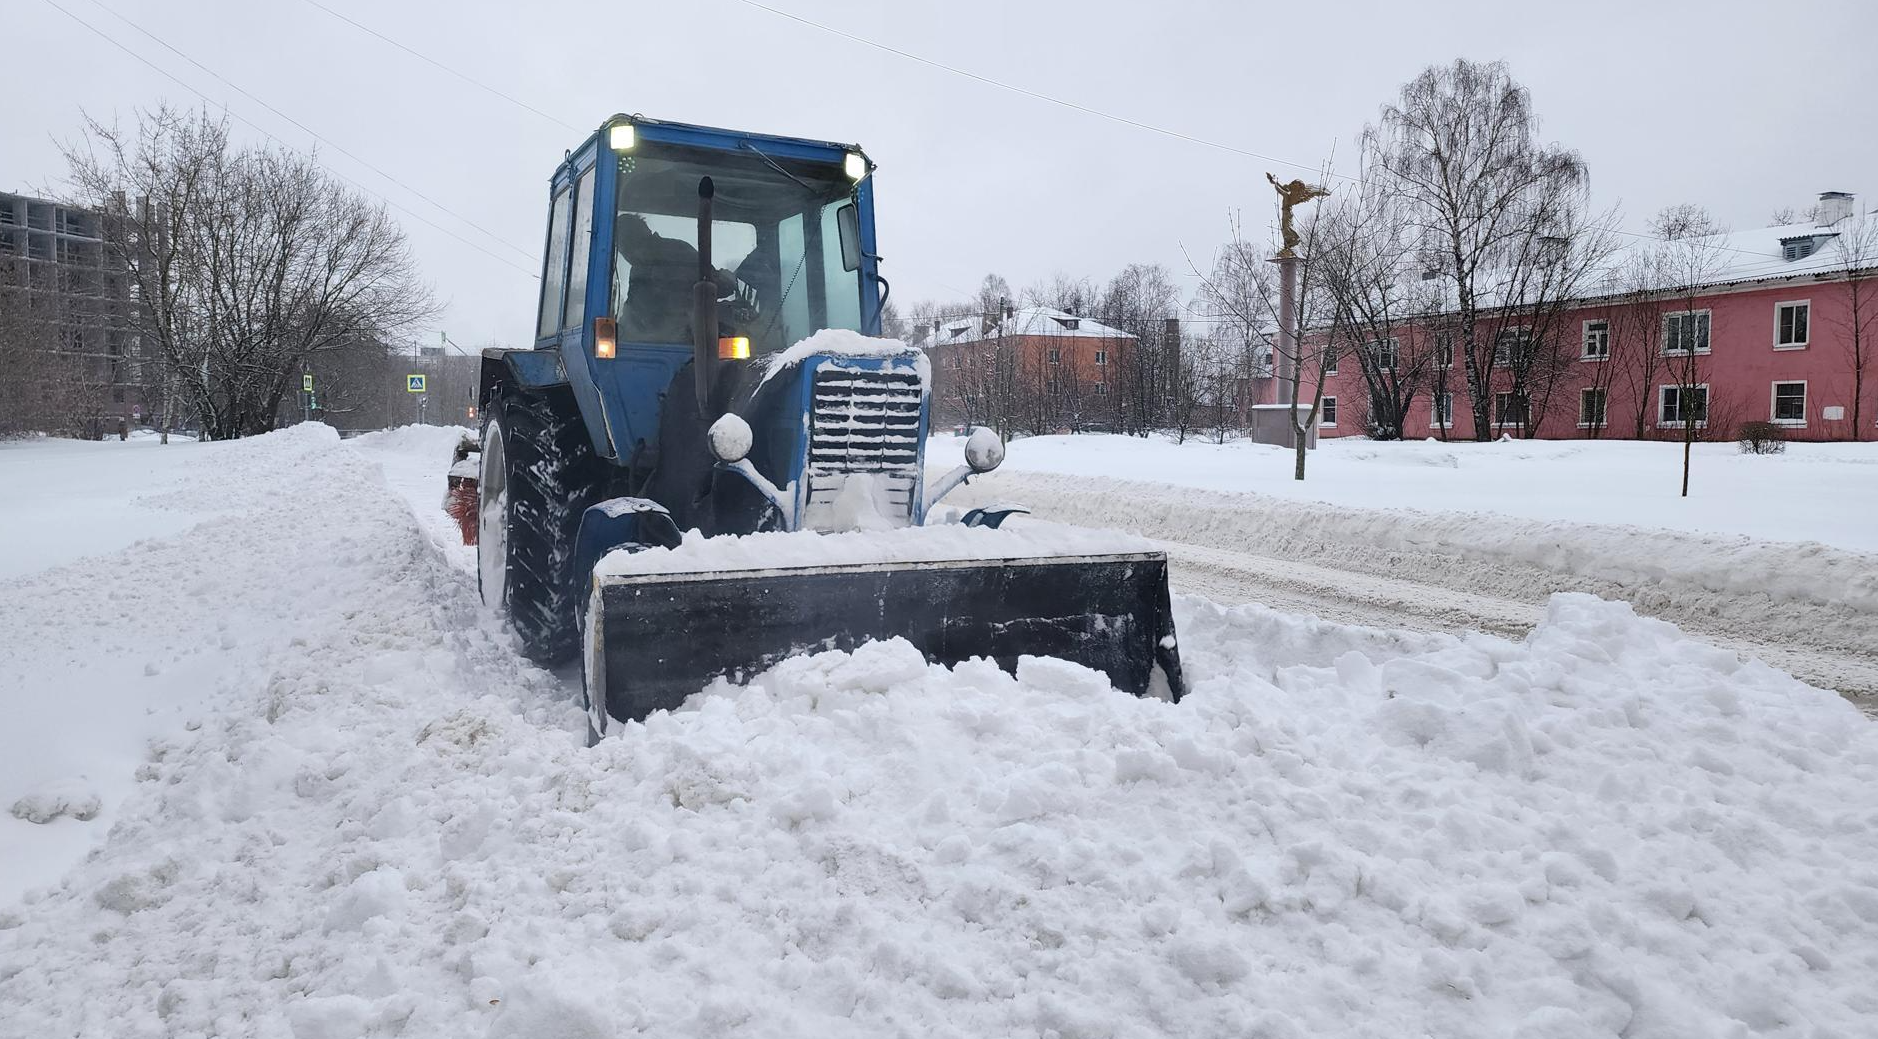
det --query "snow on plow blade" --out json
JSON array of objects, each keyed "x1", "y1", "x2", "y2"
[{"x1": 587, "y1": 552, "x2": 1184, "y2": 727}]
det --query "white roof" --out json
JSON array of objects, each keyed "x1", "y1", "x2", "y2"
[{"x1": 929, "y1": 306, "x2": 1132, "y2": 347}]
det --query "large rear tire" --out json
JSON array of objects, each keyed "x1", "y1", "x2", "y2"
[{"x1": 478, "y1": 385, "x2": 606, "y2": 665}]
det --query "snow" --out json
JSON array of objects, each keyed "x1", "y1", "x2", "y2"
[
  {"x1": 594, "y1": 517, "x2": 1157, "y2": 577},
  {"x1": 927, "y1": 305, "x2": 1132, "y2": 347},
  {"x1": 706, "y1": 412, "x2": 753, "y2": 461},
  {"x1": 760, "y1": 327, "x2": 932, "y2": 387},
  {"x1": 937, "y1": 431, "x2": 1878, "y2": 554},
  {"x1": 0, "y1": 436, "x2": 210, "y2": 580},
  {"x1": 2, "y1": 423, "x2": 1876, "y2": 1036}
]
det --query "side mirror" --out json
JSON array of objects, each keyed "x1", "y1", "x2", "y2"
[
  {"x1": 964, "y1": 426, "x2": 1004, "y2": 473},
  {"x1": 708, "y1": 413, "x2": 753, "y2": 464},
  {"x1": 836, "y1": 203, "x2": 862, "y2": 273}
]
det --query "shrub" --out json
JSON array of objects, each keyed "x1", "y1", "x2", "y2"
[{"x1": 1737, "y1": 421, "x2": 1787, "y2": 455}]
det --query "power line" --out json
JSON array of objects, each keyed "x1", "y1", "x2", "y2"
[
  {"x1": 39, "y1": 0, "x2": 541, "y2": 280},
  {"x1": 298, "y1": 0, "x2": 583, "y2": 133},
  {"x1": 733, "y1": 0, "x2": 1344, "y2": 182},
  {"x1": 81, "y1": 0, "x2": 536, "y2": 265},
  {"x1": 734, "y1": 1, "x2": 1787, "y2": 263}
]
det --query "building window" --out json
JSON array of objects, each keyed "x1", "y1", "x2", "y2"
[
  {"x1": 1579, "y1": 387, "x2": 1607, "y2": 428},
  {"x1": 1093, "y1": 382, "x2": 1107, "y2": 397},
  {"x1": 1771, "y1": 381, "x2": 1807, "y2": 425},
  {"x1": 1582, "y1": 320, "x2": 1610, "y2": 360},
  {"x1": 1433, "y1": 332, "x2": 1453, "y2": 369},
  {"x1": 1774, "y1": 301, "x2": 1809, "y2": 348},
  {"x1": 1370, "y1": 338, "x2": 1399, "y2": 371},
  {"x1": 1493, "y1": 328, "x2": 1532, "y2": 366},
  {"x1": 1323, "y1": 347, "x2": 1338, "y2": 376},
  {"x1": 1659, "y1": 384, "x2": 1709, "y2": 427},
  {"x1": 1094, "y1": 349, "x2": 1106, "y2": 366},
  {"x1": 1664, "y1": 310, "x2": 1711, "y2": 355},
  {"x1": 0, "y1": 201, "x2": 18, "y2": 226},
  {"x1": 1432, "y1": 391, "x2": 1452, "y2": 427},
  {"x1": 1047, "y1": 348, "x2": 1061, "y2": 364},
  {"x1": 1494, "y1": 391, "x2": 1529, "y2": 427},
  {"x1": 1321, "y1": 396, "x2": 1338, "y2": 427}
]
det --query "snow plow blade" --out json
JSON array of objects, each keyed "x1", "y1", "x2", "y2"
[{"x1": 586, "y1": 552, "x2": 1183, "y2": 728}]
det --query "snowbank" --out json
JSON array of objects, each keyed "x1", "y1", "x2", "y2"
[
  {"x1": 935, "y1": 432, "x2": 1878, "y2": 554},
  {"x1": 3, "y1": 425, "x2": 1876, "y2": 1036},
  {"x1": 950, "y1": 467, "x2": 1878, "y2": 668},
  {"x1": 595, "y1": 518, "x2": 1155, "y2": 577}
]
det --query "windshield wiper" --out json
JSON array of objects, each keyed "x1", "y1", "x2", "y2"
[{"x1": 738, "y1": 141, "x2": 816, "y2": 195}]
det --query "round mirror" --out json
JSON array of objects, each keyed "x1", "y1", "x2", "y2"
[
  {"x1": 708, "y1": 413, "x2": 753, "y2": 464},
  {"x1": 964, "y1": 426, "x2": 1004, "y2": 473}
]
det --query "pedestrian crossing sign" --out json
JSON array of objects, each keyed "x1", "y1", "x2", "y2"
[{"x1": 407, "y1": 374, "x2": 427, "y2": 393}]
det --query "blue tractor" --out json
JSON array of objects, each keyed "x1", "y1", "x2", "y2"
[{"x1": 474, "y1": 114, "x2": 1182, "y2": 737}]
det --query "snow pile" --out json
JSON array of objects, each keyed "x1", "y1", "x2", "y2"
[
  {"x1": 760, "y1": 327, "x2": 932, "y2": 387},
  {"x1": 3, "y1": 425, "x2": 1876, "y2": 1036},
  {"x1": 350, "y1": 423, "x2": 476, "y2": 459},
  {"x1": 595, "y1": 517, "x2": 1155, "y2": 577}
]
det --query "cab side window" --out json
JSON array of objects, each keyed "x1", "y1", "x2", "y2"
[{"x1": 537, "y1": 188, "x2": 571, "y2": 339}]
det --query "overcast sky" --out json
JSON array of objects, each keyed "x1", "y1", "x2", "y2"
[{"x1": 6, "y1": 0, "x2": 1874, "y2": 348}]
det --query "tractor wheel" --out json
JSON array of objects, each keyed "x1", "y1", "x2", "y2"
[{"x1": 478, "y1": 385, "x2": 606, "y2": 665}]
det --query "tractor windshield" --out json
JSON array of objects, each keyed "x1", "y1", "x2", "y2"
[{"x1": 610, "y1": 142, "x2": 863, "y2": 354}]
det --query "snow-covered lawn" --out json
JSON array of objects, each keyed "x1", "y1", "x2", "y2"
[
  {"x1": 940, "y1": 432, "x2": 1878, "y2": 553},
  {"x1": 2, "y1": 426, "x2": 1875, "y2": 1036}
]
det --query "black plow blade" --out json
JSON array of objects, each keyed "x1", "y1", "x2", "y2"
[{"x1": 586, "y1": 552, "x2": 1184, "y2": 728}]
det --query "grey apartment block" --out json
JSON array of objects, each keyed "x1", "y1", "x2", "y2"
[{"x1": 0, "y1": 189, "x2": 149, "y2": 430}]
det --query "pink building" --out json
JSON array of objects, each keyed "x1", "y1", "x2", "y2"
[{"x1": 1306, "y1": 194, "x2": 1876, "y2": 443}]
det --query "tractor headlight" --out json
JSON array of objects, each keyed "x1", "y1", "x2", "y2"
[
  {"x1": 609, "y1": 123, "x2": 636, "y2": 152},
  {"x1": 844, "y1": 151, "x2": 868, "y2": 181}
]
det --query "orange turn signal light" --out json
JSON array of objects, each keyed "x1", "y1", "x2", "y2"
[
  {"x1": 593, "y1": 317, "x2": 617, "y2": 359},
  {"x1": 717, "y1": 336, "x2": 750, "y2": 360}
]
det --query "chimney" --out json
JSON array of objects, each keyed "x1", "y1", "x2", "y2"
[{"x1": 1818, "y1": 191, "x2": 1854, "y2": 226}]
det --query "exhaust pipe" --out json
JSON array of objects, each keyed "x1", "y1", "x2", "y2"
[{"x1": 692, "y1": 176, "x2": 719, "y2": 414}]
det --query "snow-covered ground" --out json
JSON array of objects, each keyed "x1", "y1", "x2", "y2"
[
  {"x1": 938, "y1": 433, "x2": 1878, "y2": 703},
  {"x1": 3, "y1": 426, "x2": 1876, "y2": 1036},
  {"x1": 935, "y1": 433, "x2": 1878, "y2": 553}
]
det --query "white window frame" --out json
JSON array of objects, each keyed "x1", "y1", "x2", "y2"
[
  {"x1": 1493, "y1": 327, "x2": 1533, "y2": 367},
  {"x1": 1773, "y1": 300, "x2": 1810, "y2": 350},
  {"x1": 1657, "y1": 383, "x2": 1710, "y2": 428},
  {"x1": 1493, "y1": 391, "x2": 1529, "y2": 427},
  {"x1": 1093, "y1": 349, "x2": 1106, "y2": 366},
  {"x1": 1320, "y1": 396, "x2": 1338, "y2": 428},
  {"x1": 1093, "y1": 381, "x2": 1107, "y2": 397},
  {"x1": 1663, "y1": 309, "x2": 1712, "y2": 356},
  {"x1": 1432, "y1": 332, "x2": 1453, "y2": 370},
  {"x1": 1047, "y1": 347, "x2": 1061, "y2": 365},
  {"x1": 1431, "y1": 391, "x2": 1453, "y2": 428},
  {"x1": 1371, "y1": 337, "x2": 1399, "y2": 372},
  {"x1": 1322, "y1": 347, "x2": 1338, "y2": 376},
  {"x1": 1770, "y1": 380, "x2": 1807, "y2": 427},
  {"x1": 1577, "y1": 387, "x2": 1607, "y2": 429},
  {"x1": 1581, "y1": 319, "x2": 1610, "y2": 361}
]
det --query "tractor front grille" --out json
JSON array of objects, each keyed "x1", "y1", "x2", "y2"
[{"x1": 804, "y1": 365, "x2": 923, "y2": 527}]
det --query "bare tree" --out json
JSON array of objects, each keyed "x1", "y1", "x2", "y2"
[
  {"x1": 1098, "y1": 264, "x2": 1181, "y2": 435},
  {"x1": 1826, "y1": 208, "x2": 1878, "y2": 438},
  {"x1": 1649, "y1": 203, "x2": 1723, "y2": 241},
  {"x1": 62, "y1": 105, "x2": 436, "y2": 440},
  {"x1": 1365, "y1": 59, "x2": 1602, "y2": 442},
  {"x1": 1310, "y1": 175, "x2": 1440, "y2": 439}
]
